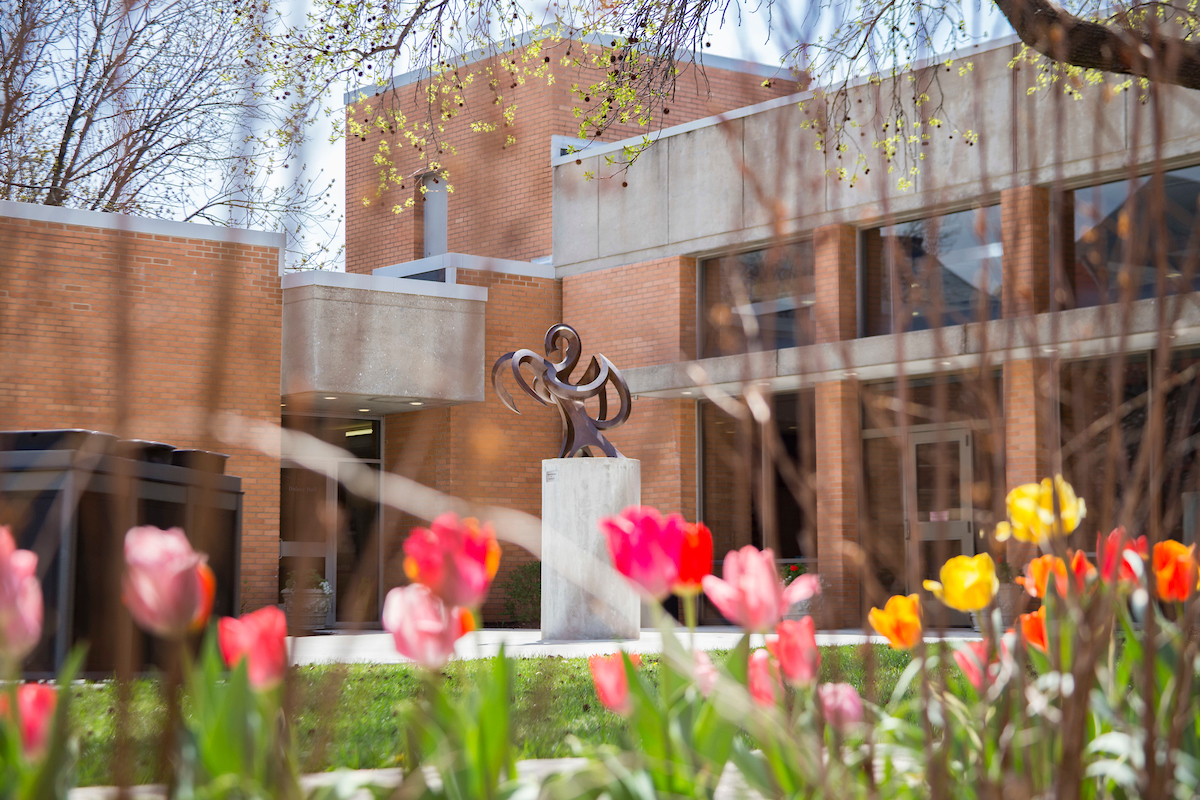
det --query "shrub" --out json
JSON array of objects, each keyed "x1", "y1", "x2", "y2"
[{"x1": 501, "y1": 562, "x2": 541, "y2": 628}]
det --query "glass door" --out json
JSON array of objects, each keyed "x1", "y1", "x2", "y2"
[
  {"x1": 279, "y1": 463, "x2": 336, "y2": 628},
  {"x1": 905, "y1": 427, "x2": 975, "y2": 627}
]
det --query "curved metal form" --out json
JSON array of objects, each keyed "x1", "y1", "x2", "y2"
[{"x1": 492, "y1": 323, "x2": 632, "y2": 458}]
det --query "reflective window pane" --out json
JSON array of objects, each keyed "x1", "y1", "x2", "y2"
[
  {"x1": 864, "y1": 205, "x2": 1002, "y2": 335},
  {"x1": 701, "y1": 241, "x2": 815, "y2": 357}
]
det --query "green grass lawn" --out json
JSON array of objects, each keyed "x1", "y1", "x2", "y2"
[{"x1": 70, "y1": 644, "x2": 932, "y2": 786}]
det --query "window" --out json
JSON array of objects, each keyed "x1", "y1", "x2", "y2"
[
  {"x1": 422, "y1": 173, "x2": 448, "y2": 257},
  {"x1": 1068, "y1": 165, "x2": 1200, "y2": 307},
  {"x1": 863, "y1": 205, "x2": 1002, "y2": 336},
  {"x1": 700, "y1": 241, "x2": 815, "y2": 357}
]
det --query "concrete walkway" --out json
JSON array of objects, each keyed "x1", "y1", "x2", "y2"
[{"x1": 290, "y1": 626, "x2": 981, "y2": 665}]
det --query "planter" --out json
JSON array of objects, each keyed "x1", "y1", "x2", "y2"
[
  {"x1": 996, "y1": 583, "x2": 1029, "y2": 629},
  {"x1": 282, "y1": 588, "x2": 332, "y2": 633},
  {"x1": 782, "y1": 577, "x2": 825, "y2": 621}
]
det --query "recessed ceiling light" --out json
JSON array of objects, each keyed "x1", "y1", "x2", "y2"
[
  {"x1": 358, "y1": 408, "x2": 370, "y2": 412},
  {"x1": 410, "y1": 401, "x2": 424, "y2": 406},
  {"x1": 682, "y1": 390, "x2": 693, "y2": 396},
  {"x1": 324, "y1": 396, "x2": 337, "y2": 400}
]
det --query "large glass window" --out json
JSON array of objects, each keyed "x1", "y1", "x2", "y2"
[
  {"x1": 279, "y1": 416, "x2": 382, "y2": 628},
  {"x1": 863, "y1": 205, "x2": 1002, "y2": 335},
  {"x1": 700, "y1": 392, "x2": 816, "y2": 623},
  {"x1": 1068, "y1": 165, "x2": 1200, "y2": 307},
  {"x1": 701, "y1": 241, "x2": 815, "y2": 357}
]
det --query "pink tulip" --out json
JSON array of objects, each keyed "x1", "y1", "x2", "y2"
[
  {"x1": 588, "y1": 652, "x2": 641, "y2": 714},
  {"x1": 953, "y1": 640, "x2": 991, "y2": 691},
  {"x1": 767, "y1": 617, "x2": 820, "y2": 687},
  {"x1": 381, "y1": 584, "x2": 473, "y2": 669},
  {"x1": 0, "y1": 683, "x2": 56, "y2": 759},
  {"x1": 693, "y1": 650, "x2": 718, "y2": 697},
  {"x1": 599, "y1": 507, "x2": 686, "y2": 600},
  {"x1": 818, "y1": 683, "x2": 863, "y2": 732},
  {"x1": 701, "y1": 546, "x2": 821, "y2": 632},
  {"x1": 218, "y1": 606, "x2": 288, "y2": 690},
  {"x1": 122, "y1": 526, "x2": 212, "y2": 639},
  {"x1": 403, "y1": 513, "x2": 501, "y2": 608},
  {"x1": 0, "y1": 527, "x2": 42, "y2": 664},
  {"x1": 748, "y1": 649, "x2": 779, "y2": 706}
]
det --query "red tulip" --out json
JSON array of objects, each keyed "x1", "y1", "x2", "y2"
[
  {"x1": 701, "y1": 546, "x2": 821, "y2": 632},
  {"x1": 0, "y1": 527, "x2": 42, "y2": 664},
  {"x1": 403, "y1": 513, "x2": 501, "y2": 608},
  {"x1": 0, "y1": 683, "x2": 56, "y2": 758},
  {"x1": 767, "y1": 617, "x2": 820, "y2": 687},
  {"x1": 381, "y1": 584, "x2": 473, "y2": 668},
  {"x1": 1097, "y1": 527, "x2": 1148, "y2": 584},
  {"x1": 588, "y1": 652, "x2": 641, "y2": 715},
  {"x1": 122, "y1": 526, "x2": 212, "y2": 639},
  {"x1": 674, "y1": 522, "x2": 713, "y2": 597},
  {"x1": 818, "y1": 683, "x2": 863, "y2": 731},
  {"x1": 218, "y1": 606, "x2": 288, "y2": 690},
  {"x1": 599, "y1": 507, "x2": 686, "y2": 600},
  {"x1": 747, "y1": 649, "x2": 779, "y2": 706}
]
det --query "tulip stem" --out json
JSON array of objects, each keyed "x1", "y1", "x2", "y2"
[{"x1": 684, "y1": 594, "x2": 697, "y2": 650}]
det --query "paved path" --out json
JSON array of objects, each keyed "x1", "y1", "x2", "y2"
[{"x1": 290, "y1": 626, "x2": 981, "y2": 665}]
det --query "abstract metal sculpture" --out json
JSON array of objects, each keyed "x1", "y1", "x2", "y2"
[{"x1": 492, "y1": 324, "x2": 632, "y2": 458}]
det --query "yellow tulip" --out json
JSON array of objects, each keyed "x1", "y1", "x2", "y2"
[
  {"x1": 923, "y1": 553, "x2": 999, "y2": 612},
  {"x1": 994, "y1": 475, "x2": 1086, "y2": 543},
  {"x1": 868, "y1": 594, "x2": 923, "y2": 650}
]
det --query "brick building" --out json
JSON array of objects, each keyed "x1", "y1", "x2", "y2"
[{"x1": 11, "y1": 29, "x2": 1200, "y2": 635}]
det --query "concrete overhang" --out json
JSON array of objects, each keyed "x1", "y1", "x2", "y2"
[
  {"x1": 626, "y1": 294, "x2": 1200, "y2": 399},
  {"x1": 282, "y1": 271, "x2": 487, "y2": 416}
]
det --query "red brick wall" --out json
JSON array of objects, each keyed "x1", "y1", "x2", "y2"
[
  {"x1": 0, "y1": 211, "x2": 283, "y2": 612},
  {"x1": 345, "y1": 40, "x2": 797, "y2": 274},
  {"x1": 379, "y1": 268, "x2": 562, "y2": 624},
  {"x1": 815, "y1": 380, "x2": 862, "y2": 628},
  {"x1": 563, "y1": 256, "x2": 699, "y2": 518}
]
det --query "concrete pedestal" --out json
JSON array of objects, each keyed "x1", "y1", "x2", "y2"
[{"x1": 541, "y1": 458, "x2": 641, "y2": 641}]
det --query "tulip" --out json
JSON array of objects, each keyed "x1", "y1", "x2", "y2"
[
  {"x1": 192, "y1": 563, "x2": 216, "y2": 632},
  {"x1": 868, "y1": 594, "x2": 922, "y2": 650},
  {"x1": 923, "y1": 553, "x2": 998, "y2": 612},
  {"x1": 599, "y1": 507, "x2": 686, "y2": 600},
  {"x1": 1019, "y1": 606, "x2": 1048, "y2": 652},
  {"x1": 218, "y1": 606, "x2": 288, "y2": 690},
  {"x1": 818, "y1": 683, "x2": 863, "y2": 732},
  {"x1": 747, "y1": 649, "x2": 779, "y2": 706},
  {"x1": 403, "y1": 513, "x2": 501, "y2": 608},
  {"x1": 674, "y1": 522, "x2": 713, "y2": 597},
  {"x1": 1097, "y1": 527, "x2": 1147, "y2": 583},
  {"x1": 1016, "y1": 554, "x2": 1068, "y2": 599},
  {"x1": 1068, "y1": 550, "x2": 1095, "y2": 591},
  {"x1": 693, "y1": 650, "x2": 718, "y2": 697},
  {"x1": 994, "y1": 476, "x2": 1086, "y2": 543},
  {"x1": 952, "y1": 640, "x2": 991, "y2": 691},
  {"x1": 381, "y1": 584, "x2": 473, "y2": 669},
  {"x1": 1153, "y1": 540, "x2": 1196, "y2": 602},
  {"x1": 0, "y1": 683, "x2": 56, "y2": 759},
  {"x1": 767, "y1": 617, "x2": 820, "y2": 686},
  {"x1": 701, "y1": 546, "x2": 821, "y2": 632},
  {"x1": 0, "y1": 527, "x2": 42, "y2": 665},
  {"x1": 588, "y1": 652, "x2": 641, "y2": 715},
  {"x1": 122, "y1": 526, "x2": 212, "y2": 639}
]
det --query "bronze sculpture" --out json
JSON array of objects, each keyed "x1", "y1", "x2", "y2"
[{"x1": 492, "y1": 324, "x2": 632, "y2": 458}]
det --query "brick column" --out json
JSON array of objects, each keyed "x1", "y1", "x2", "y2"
[
  {"x1": 814, "y1": 224, "x2": 858, "y2": 343},
  {"x1": 816, "y1": 380, "x2": 862, "y2": 628},
  {"x1": 812, "y1": 224, "x2": 861, "y2": 626},
  {"x1": 1001, "y1": 184, "x2": 1054, "y2": 564},
  {"x1": 1001, "y1": 185, "x2": 1052, "y2": 319}
]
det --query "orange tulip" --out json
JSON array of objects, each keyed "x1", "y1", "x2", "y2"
[
  {"x1": 1068, "y1": 550, "x2": 1095, "y2": 591},
  {"x1": 1016, "y1": 555, "x2": 1068, "y2": 599},
  {"x1": 1153, "y1": 540, "x2": 1196, "y2": 602},
  {"x1": 1019, "y1": 606, "x2": 1048, "y2": 652},
  {"x1": 868, "y1": 594, "x2": 922, "y2": 650}
]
